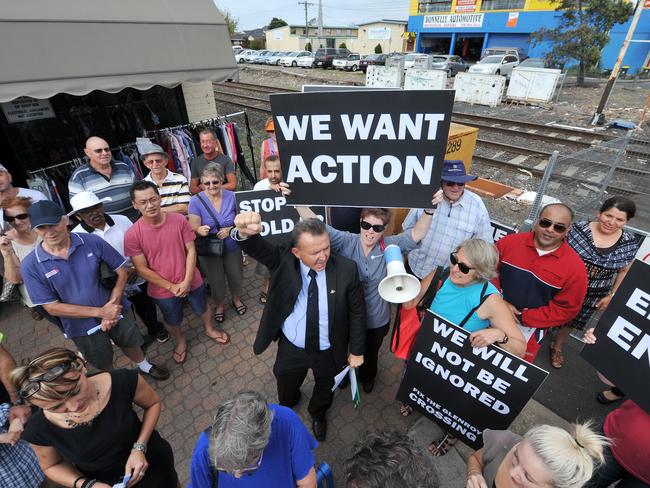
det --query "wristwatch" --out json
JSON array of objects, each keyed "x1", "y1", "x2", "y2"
[
  {"x1": 424, "y1": 209, "x2": 435, "y2": 215},
  {"x1": 497, "y1": 333, "x2": 509, "y2": 345},
  {"x1": 132, "y1": 442, "x2": 147, "y2": 454},
  {"x1": 230, "y1": 227, "x2": 248, "y2": 242}
]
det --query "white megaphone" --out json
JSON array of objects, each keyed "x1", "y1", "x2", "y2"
[{"x1": 378, "y1": 244, "x2": 420, "y2": 304}]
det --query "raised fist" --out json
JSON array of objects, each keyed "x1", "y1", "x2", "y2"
[{"x1": 234, "y1": 211, "x2": 263, "y2": 237}]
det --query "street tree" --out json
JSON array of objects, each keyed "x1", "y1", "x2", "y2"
[
  {"x1": 531, "y1": 0, "x2": 633, "y2": 85},
  {"x1": 219, "y1": 9, "x2": 238, "y2": 36},
  {"x1": 268, "y1": 17, "x2": 288, "y2": 30}
]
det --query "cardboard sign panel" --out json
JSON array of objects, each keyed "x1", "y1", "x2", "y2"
[
  {"x1": 397, "y1": 312, "x2": 548, "y2": 448},
  {"x1": 235, "y1": 190, "x2": 326, "y2": 245},
  {"x1": 581, "y1": 259, "x2": 650, "y2": 413},
  {"x1": 491, "y1": 220, "x2": 516, "y2": 242},
  {"x1": 270, "y1": 90, "x2": 454, "y2": 208}
]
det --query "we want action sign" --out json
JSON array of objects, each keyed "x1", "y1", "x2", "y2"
[
  {"x1": 397, "y1": 312, "x2": 548, "y2": 448},
  {"x1": 269, "y1": 90, "x2": 454, "y2": 208}
]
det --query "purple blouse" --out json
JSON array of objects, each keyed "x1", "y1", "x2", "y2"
[{"x1": 188, "y1": 190, "x2": 239, "y2": 252}]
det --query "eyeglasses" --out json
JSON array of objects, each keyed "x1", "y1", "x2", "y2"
[
  {"x1": 450, "y1": 252, "x2": 473, "y2": 274},
  {"x1": 220, "y1": 452, "x2": 264, "y2": 476},
  {"x1": 4, "y1": 213, "x2": 29, "y2": 223},
  {"x1": 203, "y1": 180, "x2": 222, "y2": 187},
  {"x1": 92, "y1": 147, "x2": 111, "y2": 154},
  {"x1": 442, "y1": 181, "x2": 465, "y2": 187},
  {"x1": 359, "y1": 220, "x2": 386, "y2": 233},
  {"x1": 538, "y1": 218, "x2": 568, "y2": 233},
  {"x1": 18, "y1": 361, "x2": 73, "y2": 400}
]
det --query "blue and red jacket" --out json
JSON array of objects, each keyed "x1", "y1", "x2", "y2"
[{"x1": 494, "y1": 232, "x2": 588, "y2": 329}]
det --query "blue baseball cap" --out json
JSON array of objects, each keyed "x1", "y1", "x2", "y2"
[
  {"x1": 28, "y1": 200, "x2": 66, "y2": 228},
  {"x1": 441, "y1": 160, "x2": 477, "y2": 184}
]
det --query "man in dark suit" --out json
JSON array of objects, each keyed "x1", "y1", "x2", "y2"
[{"x1": 231, "y1": 212, "x2": 366, "y2": 441}]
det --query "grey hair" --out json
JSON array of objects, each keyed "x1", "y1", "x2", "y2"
[
  {"x1": 201, "y1": 162, "x2": 225, "y2": 183},
  {"x1": 292, "y1": 217, "x2": 327, "y2": 245},
  {"x1": 524, "y1": 421, "x2": 607, "y2": 488},
  {"x1": 344, "y1": 430, "x2": 437, "y2": 488},
  {"x1": 209, "y1": 391, "x2": 274, "y2": 472},
  {"x1": 455, "y1": 238, "x2": 499, "y2": 282}
]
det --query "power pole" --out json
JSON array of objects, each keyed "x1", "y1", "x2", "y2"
[
  {"x1": 298, "y1": 1, "x2": 314, "y2": 50},
  {"x1": 318, "y1": 0, "x2": 323, "y2": 39},
  {"x1": 590, "y1": 0, "x2": 646, "y2": 125}
]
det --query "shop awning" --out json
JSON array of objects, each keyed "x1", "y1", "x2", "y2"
[{"x1": 0, "y1": 0, "x2": 238, "y2": 103}]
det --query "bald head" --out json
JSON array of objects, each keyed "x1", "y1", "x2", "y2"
[{"x1": 84, "y1": 137, "x2": 112, "y2": 169}]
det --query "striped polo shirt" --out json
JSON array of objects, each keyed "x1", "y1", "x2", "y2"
[
  {"x1": 144, "y1": 170, "x2": 190, "y2": 209},
  {"x1": 68, "y1": 161, "x2": 138, "y2": 221}
]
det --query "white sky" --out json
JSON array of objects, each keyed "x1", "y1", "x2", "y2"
[{"x1": 213, "y1": 0, "x2": 409, "y2": 31}]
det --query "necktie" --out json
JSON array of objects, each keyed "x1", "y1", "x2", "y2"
[{"x1": 305, "y1": 269, "x2": 320, "y2": 353}]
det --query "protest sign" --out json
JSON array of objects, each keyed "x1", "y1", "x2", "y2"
[
  {"x1": 581, "y1": 259, "x2": 650, "y2": 412},
  {"x1": 269, "y1": 90, "x2": 454, "y2": 208},
  {"x1": 235, "y1": 190, "x2": 326, "y2": 245},
  {"x1": 491, "y1": 220, "x2": 516, "y2": 242},
  {"x1": 397, "y1": 311, "x2": 548, "y2": 448}
]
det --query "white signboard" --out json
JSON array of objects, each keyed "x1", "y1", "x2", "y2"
[
  {"x1": 368, "y1": 27, "x2": 391, "y2": 40},
  {"x1": 423, "y1": 13, "x2": 484, "y2": 28},
  {"x1": 635, "y1": 235, "x2": 650, "y2": 263},
  {"x1": 404, "y1": 69, "x2": 447, "y2": 90},
  {"x1": 453, "y1": 72, "x2": 505, "y2": 107},
  {"x1": 365, "y1": 65, "x2": 403, "y2": 88},
  {"x1": 1, "y1": 97, "x2": 55, "y2": 123},
  {"x1": 506, "y1": 68, "x2": 562, "y2": 104}
]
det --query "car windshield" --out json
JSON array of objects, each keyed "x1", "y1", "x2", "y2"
[
  {"x1": 431, "y1": 56, "x2": 447, "y2": 62},
  {"x1": 481, "y1": 56, "x2": 503, "y2": 64},
  {"x1": 286, "y1": 52, "x2": 298, "y2": 56}
]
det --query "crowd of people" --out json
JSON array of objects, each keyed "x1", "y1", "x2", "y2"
[{"x1": 0, "y1": 126, "x2": 647, "y2": 488}]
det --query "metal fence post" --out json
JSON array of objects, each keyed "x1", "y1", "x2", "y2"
[{"x1": 521, "y1": 150, "x2": 559, "y2": 232}]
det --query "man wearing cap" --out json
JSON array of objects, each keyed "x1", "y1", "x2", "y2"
[
  {"x1": 20, "y1": 201, "x2": 169, "y2": 379},
  {"x1": 402, "y1": 160, "x2": 492, "y2": 279},
  {"x1": 69, "y1": 191, "x2": 170, "y2": 345},
  {"x1": 189, "y1": 128, "x2": 237, "y2": 194},
  {"x1": 141, "y1": 143, "x2": 190, "y2": 215},
  {"x1": 0, "y1": 163, "x2": 47, "y2": 230},
  {"x1": 68, "y1": 136, "x2": 138, "y2": 221}
]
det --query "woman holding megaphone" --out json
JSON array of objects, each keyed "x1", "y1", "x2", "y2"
[
  {"x1": 403, "y1": 238, "x2": 526, "y2": 456},
  {"x1": 291, "y1": 185, "x2": 442, "y2": 395}
]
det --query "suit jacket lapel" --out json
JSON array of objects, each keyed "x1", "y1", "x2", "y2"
[{"x1": 326, "y1": 257, "x2": 336, "y2": 335}]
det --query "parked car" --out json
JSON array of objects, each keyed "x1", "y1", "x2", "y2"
[
  {"x1": 359, "y1": 53, "x2": 387, "y2": 72},
  {"x1": 404, "y1": 53, "x2": 431, "y2": 69},
  {"x1": 297, "y1": 54, "x2": 315, "y2": 68},
  {"x1": 279, "y1": 51, "x2": 312, "y2": 67},
  {"x1": 513, "y1": 57, "x2": 553, "y2": 69},
  {"x1": 430, "y1": 54, "x2": 468, "y2": 76},
  {"x1": 251, "y1": 50, "x2": 272, "y2": 64},
  {"x1": 481, "y1": 47, "x2": 527, "y2": 62},
  {"x1": 232, "y1": 46, "x2": 244, "y2": 54},
  {"x1": 333, "y1": 53, "x2": 362, "y2": 71},
  {"x1": 266, "y1": 51, "x2": 288, "y2": 65},
  {"x1": 235, "y1": 49, "x2": 255, "y2": 64},
  {"x1": 242, "y1": 50, "x2": 260, "y2": 63},
  {"x1": 314, "y1": 47, "x2": 351, "y2": 68},
  {"x1": 468, "y1": 54, "x2": 519, "y2": 78}
]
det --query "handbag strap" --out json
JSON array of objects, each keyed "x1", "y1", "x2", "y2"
[
  {"x1": 457, "y1": 282, "x2": 490, "y2": 329},
  {"x1": 196, "y1": 194, "x2": 221, "y2": 232}
]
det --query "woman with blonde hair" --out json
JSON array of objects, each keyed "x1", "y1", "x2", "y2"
[
  {"x1": 467, "y1": 422, "x2": 607, "y2": 488},
  {"x1": 12, "y1": 348, "x2": 178, "y2": 488}
]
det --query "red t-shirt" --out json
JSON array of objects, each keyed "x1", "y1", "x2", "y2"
[
  {"x1": 604, "y1": 400, "x2": 650, "y2": 484},
  {"x1": 124, "y1": 213, "x2": 202, "y2": 299}
]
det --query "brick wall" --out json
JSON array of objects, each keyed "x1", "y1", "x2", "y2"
[{"x1": 181, "y1": 80, "x2": 218, "y2": 122}]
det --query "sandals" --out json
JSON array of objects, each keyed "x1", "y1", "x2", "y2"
[
  {"x1": 232, "y1": 301, "x2": 247, "y2": 316},
  {"x1": 259, "y1": 291, "x2": 268, "y2": 304},
  {"x1": 550, "y1": 344, "x2": 564, "y2": 369},
  {"x1": 597, "y1": 387, "x2": 625, "y2": 404},
  {"x1": 173, "y1": 346, "x2": 188, "y2": 364},
  {"x1": 214, "y1": 310, "x2": 225, "y2": 324},
  {"x1": 399, "y1": 403, "x2": 413, "y2": 417},
  {"x1": 428, "y1": 433, "x2": 458, "y2": 456}
]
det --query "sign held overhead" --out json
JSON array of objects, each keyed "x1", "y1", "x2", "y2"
[{"x1": 270, "y1": 90, "x2": 454, "y2": 208}]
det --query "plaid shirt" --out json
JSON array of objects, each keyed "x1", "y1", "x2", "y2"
[
  {"x1": 0, "y1": 403, "x2": 44, "y2": 487},
  {"x1": 402, "y1": 189, "x2": 493, "y2": 278}
]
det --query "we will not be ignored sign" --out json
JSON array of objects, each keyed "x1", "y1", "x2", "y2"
[{"x1": 270, "y1": 90, "x2": 454, "y2": 209}]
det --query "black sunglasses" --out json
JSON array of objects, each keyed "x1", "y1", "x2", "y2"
[
  {"x1": 18, "y1": 361, "x2": 74, "y2": 400},
  {"x1": 203, "y1": 180, "x2": 222, "y2": 186},
  {"x1": 360, "y1": 220, "x2": 386, "y2": 233},
  {"x1": 4, "y1": 213, "x2": 29, "y2": 223},
  {"x1": 92, "y1": 147, "x2": 111, "y2": 154},
  {"x1": 442, "y1": 180, "x2": 465, "y2": 187},
  {"x1": 538, "y1": 218, "x2": 568, "y2": 233},
  {"x1": 450, "y1": 252, "x2": 473, "y2": 274}
]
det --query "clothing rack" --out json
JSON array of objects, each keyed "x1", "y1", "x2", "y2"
[{"x1": 27, "y1": 142, "x2": 139, "y2": 176}]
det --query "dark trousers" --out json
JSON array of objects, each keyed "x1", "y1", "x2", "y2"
[
  {"x1": 358, "y1": 323, "x2": 389, "y2": 383},
  {"x1": 273, "y1": 336, "x2": 336, "y2": 421},
  {"x1": 585, "y1": 442, "x2": 650, "y2": 488},
  {"x1": 129, "y1": 284, "x2": 164, "y2": 337}
]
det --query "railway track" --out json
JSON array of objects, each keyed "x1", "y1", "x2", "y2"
[{"x1": 213, "y1": 81, "x2": 650, "y2": 197}]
